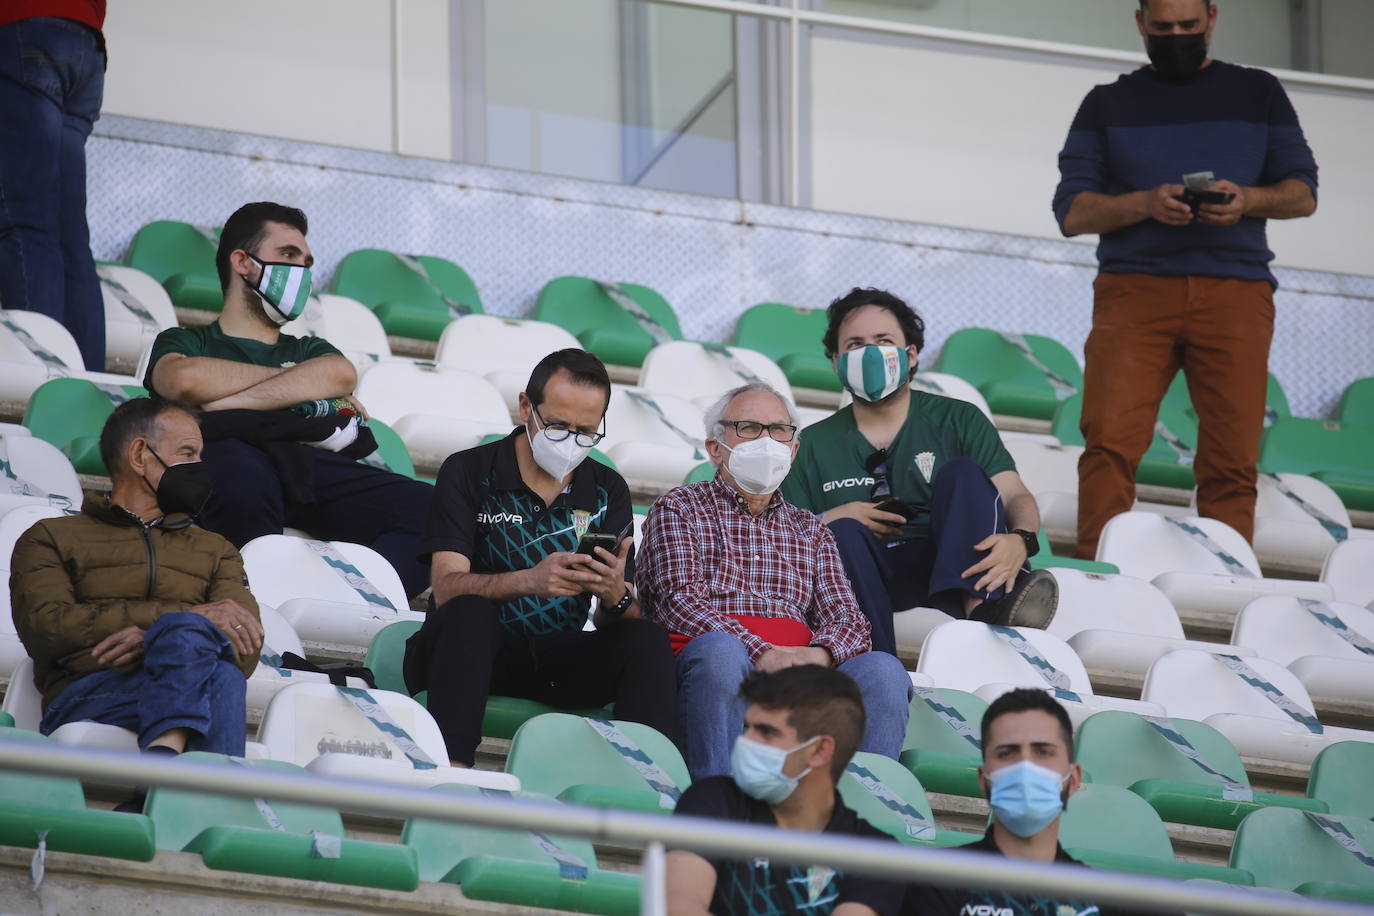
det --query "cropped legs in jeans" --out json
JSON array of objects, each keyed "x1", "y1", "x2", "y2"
[
  {"x1": 39, "y1": 612, "x2": 248, "y2": 756},
  {"x1": 675, "y1": 630, "x2": 912, "y2": 779}
]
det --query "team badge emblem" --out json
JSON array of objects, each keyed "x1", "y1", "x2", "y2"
[{"x1": 915, "y1": 451, "x2": 936, "y2": 483}]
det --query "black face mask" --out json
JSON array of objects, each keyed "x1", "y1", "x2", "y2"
[
  {"x1": 1146, "y1": 32, "x2": 1208, "y2": 82},
  {"x1": 145, "y1": 447, "x2": 214, "y2": 518}
]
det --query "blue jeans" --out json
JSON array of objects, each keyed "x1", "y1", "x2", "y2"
[
  {"x1": 39, "y1": 612, "x2": 247, "y2": 756},
  {"x1": 676, "y1": 631, "x2": 912, "y2": 780},
  {"x1": 0, "y1": 17, "x2": 106, "y2": 370},
  {"x1": 829, "y1": 457, "x2": 1027, "y2": 655}
]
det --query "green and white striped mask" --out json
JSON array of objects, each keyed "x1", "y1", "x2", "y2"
[
  {"x1": 249, "y1": 256, "x2": 312, "y2": 325},
  {"x1": 837, "y1": 344, "x2": 909, "y2": 402}
]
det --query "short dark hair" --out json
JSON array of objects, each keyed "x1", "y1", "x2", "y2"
[
  {"x1": 99, "y1": 398, "x2": 195, "y2": 477},
  {"x1": 215, "y1": 202, "x2": 309, "y2": 292},
  {"x1": 525, "y1": 348, "x2": 612, "y2": 412},
  {"x1": 1138, "y1": 0, "x2": 1209, "y2": 10},
  {"x1": 740, "y1": 666, "x2": 866, "y2": 781},
  {"x1": 980, "y1": 688, "x2": 1075, "y2": 761},
  {"x1": 821, "y1": 287, "x2": 926, "y2": 359}
]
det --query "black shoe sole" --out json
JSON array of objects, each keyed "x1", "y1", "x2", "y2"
[{"x1": 1003, "y1": 570, "x2": 1059, "y2": 630}]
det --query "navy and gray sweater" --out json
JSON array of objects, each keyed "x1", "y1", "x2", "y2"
[{"x1": 1053, "y1": 60, "x2": 1318, "y2": 288}]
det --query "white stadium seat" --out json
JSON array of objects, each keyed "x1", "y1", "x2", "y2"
[
  {"x1": 281, "y1": 292, "x2": 394, "y2": 378},
  {"x1": 2, "y1": 658, "x2": 137, "y2": 748},
  {"x1": 1226, "y1": 472, "x2": 1364, "y2": 576},
  {"x1": 0, "y1": 503, "x2": 68, "y2": 572},
  {"x1": 1002, "y1": 439, "x2": 1082, "y2": 540},
  {"x1": 0, "y1": 433, "x2": 81, "y2": 515},
  {"x1": 354, "y1": 361, "x2": 511, "y2": 470},
  {"x1": 239, "y1": 535, "x2": 424, "y2": 653},
  {"x1": 1046, "y1": 567, "x2": 1254, "y2": 685},
  {"x1": 840, "y1": 373, "x2": 994, "y2": 422},
  {"x1": 0, "y1": 423, "x2": 29, "y2": 437},
  {"x1": 435, "y1": 314, "x2": 581, "y2": 415},
  {"x1": 1232, "y1": 595, "x2": 1374, "y2": 708},
  {"x1": 1322, "y1": 539, "x2": 1374, "y2": 609},
  {"x1": 246, "y1": 605, "x2": 369, "y2": 715},
  {"x1": 0, "y1": 308, "x2": 140, "y2": 409},
  {"x1": 1096, "y1": 512, "x2": 1333, "y2": 635},
  {"x1": 1141, "y1": 648, "x2": 1374, "y2": 768},
  {"x1": 257, "y1": 681, "x2": 518, "y2": 790},
  {"x1": 892, "y1": 606, "x2": 957, "y2": 657},
  {"x1": 601, "y1": 386, "x2": 708, "y2": 493},
  {"x1": 914, "y1": 619, "x2": 1163, "y2": 727},
  {"x1": 638, "y1": 340, "x2": 794, "y2": 411},
  {"x1": 96, "y1": 264, "x2": 178, "y2": 372}
]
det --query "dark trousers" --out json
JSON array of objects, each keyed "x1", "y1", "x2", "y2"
[
  {"x1": 829, "y1": 457, "x2": 1018, "y2": 656},
  {"x1": 40, "y1": 613, "x2": 246, "y2": 755},
  {"x1": 403, "y1": 595, "x2": 677, "y2": 766},
  {"x1": 198, "y1": 438, "x2": 433, "y2": 598},
  {"x1": 1077, "y1": 272, "x2": 1274, "y2": 558},
  {"x1": 0, "y1": 18, "x2": 106, "y2": 369}
]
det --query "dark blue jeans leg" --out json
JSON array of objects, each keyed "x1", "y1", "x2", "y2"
[
  {"x1": 926, "y1": 456, "x2": 1026, "y2": 605},
  {"x1": 297, "y1": 450, "x2": 434, "y2": 598},
  {"x1": 39, "y1": 612, "x2": 246, "y2": 755},
  {"x1": 0, "y1": 18, "x2": 104, "y2": 368},
  {"x1": 827, "y1": 518, "x2": 930, "y2": 656}
]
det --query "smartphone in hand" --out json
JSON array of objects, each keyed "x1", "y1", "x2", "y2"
[{"x1": 873, "y1": 497, "x2": 916, "y2": 523}]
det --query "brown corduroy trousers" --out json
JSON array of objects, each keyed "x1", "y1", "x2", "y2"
[{"x1": 1076, "y1": 272, "x2": 1275, "y2": 559}]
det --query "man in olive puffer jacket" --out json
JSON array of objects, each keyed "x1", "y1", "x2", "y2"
[{"x1": 9, "y1": 397, "x2": 263, "y2": 758}]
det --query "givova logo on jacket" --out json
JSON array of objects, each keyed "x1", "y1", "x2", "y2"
[{"x1": 957, "y1": 904, "x2": 1099, "y2": 916}]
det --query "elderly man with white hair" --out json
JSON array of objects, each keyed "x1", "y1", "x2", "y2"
[{"x1": 637, "y1": 381, "x2": 911, "y2": 779}]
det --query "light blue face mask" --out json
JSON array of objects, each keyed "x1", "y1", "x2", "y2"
[
  {"x1": 836, "y1": 344, "x2": 909, "y2": 402},
  {"x1": 730, "y1": 734, "x2": 820, "y2": 805},
  {"x1": 987, "y1": 759, "x2": 1069, "y2": 838}
]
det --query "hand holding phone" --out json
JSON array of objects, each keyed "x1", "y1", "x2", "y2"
[{"x1": 872, "y1": 497, "x2": 916, "y2": 523}]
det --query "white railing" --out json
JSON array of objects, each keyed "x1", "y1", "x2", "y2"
[{"x1": 0, "y1": 739, "x2": 1369, "y2": 916}]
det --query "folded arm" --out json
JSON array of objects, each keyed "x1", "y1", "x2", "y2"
[{"x1": 153, "y1": 352, "x2": 357, "y2": 410}]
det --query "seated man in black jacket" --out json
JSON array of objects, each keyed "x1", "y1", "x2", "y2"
[{"x1": 143, "y1": 201, "x2": 432, "y2": 596}]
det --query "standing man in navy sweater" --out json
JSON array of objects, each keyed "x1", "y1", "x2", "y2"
[{"x1": 1053, "y1": 0, "x2": 1318, "y2": 560}]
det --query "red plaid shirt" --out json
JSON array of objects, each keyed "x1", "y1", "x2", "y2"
[{"x1": 636, "y1": 479, "x2": 872, "y2": 664}]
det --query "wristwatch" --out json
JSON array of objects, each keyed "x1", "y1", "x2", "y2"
[
  {"x1": 1012, "y1": 529, "x2": 1040, "y2": 558},
  {"x1": 604, "y1": 588, "x2": 635, "y2": 618}
]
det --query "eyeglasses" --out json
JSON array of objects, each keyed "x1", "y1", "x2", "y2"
[
  {"x1": 533, "y1": 405, "x2": 605, "y2": 447},
  {"x1": 866, "y1": 449, "x2": 892, "y2": 500},
  {"x1": 718, "y1": 420, "x2": 799, "y2": 443}
]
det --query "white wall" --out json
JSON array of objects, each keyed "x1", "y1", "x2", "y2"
[
  {"x1": 101, "y1": 0, "x2": 451, "y2": 159},
  {"x1": 809, "y1": 33, "x2": 1374, "y2": 277}
]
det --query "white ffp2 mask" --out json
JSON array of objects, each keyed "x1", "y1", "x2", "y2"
[{"x1": 721, "y1": 437, "x2": 793, "y2": 495}]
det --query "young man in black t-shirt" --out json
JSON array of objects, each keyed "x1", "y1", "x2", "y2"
[
  {"x1": 667, "y1": 666, "x2": 905, "y2": 916},
  {"x1": 903, "y1": 689, "x2": 1176, "y2": 916},
  {"x1": 404, "y1": 348, "x2": 675, "y2": 766}
]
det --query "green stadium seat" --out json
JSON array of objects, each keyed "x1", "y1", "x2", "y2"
[
  {"x1": 1029, "y1": 529, "x2": 1119, "y2": 575},
  {"x1": 682, "y1": 461, "x2": 714, "y2": 485},
  {"x1": 360, "y1": 417, "x2": 418, "y2": 478},
  {"x1": 506, "y1": 713, "x2": 688, "y2": 814},
  {"x1": 839, "y1": 752, "x2": 977, "y2": 847},
  {"x1": 1051, "y1": 393, "x2": 1197, "y2": 490},
  {"x1": 732, "y1": 303, "x2": 839, "y2": 393},
  {"x1": 0, "y1": 727, "x2": 155, "y2": 861},
  {"x1": 1306, "y1": 742, "x2": 1374, "y2": 820},
  {"x1": 478, "y1": 433, "x2": 618, "y2": 473},
  {"x1": 899, "y1": 688, "x2": 987, "y2": 798},
  {"x1": 363, "y1": 622, "x2": 605, "y2": 741},
  {"x1": 933, "y1": 328, "x2": 1083, "y2": 421},
  {"x1": 1061, "y1": 784, "x2": 1254, "y2": 884},
  {"x1": 23, "y1": 378, "x2": 149, "y2": 476},
  {"x1": 1338, "y1": 377, "x2": 1374, "y2": 429},
  {"x1": 332, "y1": 249, "x2": 483, "y2": 342},
  {"x1": 403, "y1": 783, "x2": 640, "y2": 915},
  {"x1": 145, "y1": 752, "x2": 418, "y2": 889},
  {"x1": 1231, "y1": 807, "x2": 1374, "y2": 903},
  {"x1": 1166, "y1": 370, "x2": 1291, "y2": 427},
  {"x1": 1075, "y1": 710, "x2": 1325, "y2": 831},
  {"x1": 125, "y1": 221, "x2": 223, "y2": 312},
  {"x1": 534, "y1": 277, "x2": 683, "y2": 369},
  {"x1": 0, "y1": 713, "x2": 12, "y2": 728},
  {"x1": 1259, "y1": 418, "x2": 1374, "y2": 512}
]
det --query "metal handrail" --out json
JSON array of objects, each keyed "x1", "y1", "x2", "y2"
[{"x1": 1, "y1": 739, "x2": 1370, "y2": 915}]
